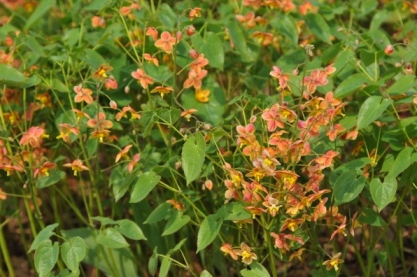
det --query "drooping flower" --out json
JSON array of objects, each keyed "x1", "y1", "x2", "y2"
[
  {"x1": 323, "y1": 253, "x2": 344, "y2": 271},
  {"x1": 150, "y1": 86, "x2": 174, "y2": 98},
  {"x1": 189, "y1": 7, "x2": 202, "y2": 21},
  {"x1": 181, "y1": 109, "x2": 197, "y2": 121},
  {"x1": 183, "y1": 68, "x2": 207, "y2": 89},
  {"x1": 34, "y1": 161, "x2": 56, "y2": 178},
  {"x1": 63, "y1": 159, "x2": 89, "y2": 176},
  {"x1": 270, "y1": 66, "x2": 289, "y2": 90},
  {"x1": 235, "y1": 243, "x2": 257, "y2": 265},
  {"x1": 56, "y1": 123, "x2": 80, "y2": 143}
]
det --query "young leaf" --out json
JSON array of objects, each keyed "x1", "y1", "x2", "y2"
[
  {"x1": 305, "y1": 13, "x2": 332, "y2": 44},
  {"x1": 333, "y1": 170, "x2": 366, "y2": 205},
  {"x1": 270, "y1": 15, "x2": 298, "y2": 46},
  {"x1": 115, "y1": 219, "x2": 147, "y2": 240},
  {"x1": 197, "y1": 214, "x2": 223, "y2": 253},
  {"x1": 240, "y1": 262, "x2": 271, "y2": 277},
  {"x1": 159, "y1": 256, "x2": 171, "y2": 277},
  {"x1": 24, "y1": 0, "x2": 55, "y2": 30},
  {"x1": 334, "y1": 73, "x2": 368, "y2": 98},
  {"x1": 162, "y1": 211, "x2": 191, "y2": 236},
  {"x1": 370, "y1": 177, "x2": 397, "y2": 212},
  {"x1": 148, "y1": 247, "x2": 158, "y2": 276},
  {"x1": 96, "y1": 228, "x2": 129, "y2": 249},
  {"x1": 357, "y1": 96, "x2": 393, "y2": 129},
  {"x1": 144, "y1": 203, "x2": 172, "y2": 224},
  {"x1": 226, "y1": 20, "x2": 254, "y2": 62},
  {"x1": 387, "y1": 147, "x2": 417, "y2": 178},
  {"x1": 129, "y1": 171, "x2": 161, "y2": 203},
  {"x1": 34, "y1": 240, "x2": 59, "y2": 277},
  {"x1": 29, "y1": 223, "x2": 59, "y2": 252},
  {"x1": 385, "y1": 75, "x2": 416, "y2": 95},
  {"x1": 182, "y1": 132, "x2": 206, "y2": 185},
  {"x1": 61, "y1": 237, "x2": 86, "y2": 272}
]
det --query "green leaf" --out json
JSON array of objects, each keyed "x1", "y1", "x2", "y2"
[
  {"x1": 29, "y1": 223, "x2": 59, "y2": 252},
  {"x1": 0, "y1": 64, "x2": 26, "y2": 87},
  {"x1": 358, "y1": 208, "x2": 387, "y2": 226},
  {"x1": 61, "y1": 237, "x2": 86, "y2": 272},
  {"x1": 182, "y1": 132, "x2": 206, "y2": 185},
  {"x1": 61, "y1": 228, "x2": 137, "y2": 277},
  {"x1": 159, "y1": 256, "x2": 171, "y2": 277},
  {"x1": 357, "y1": 96, "x2": 393, "y2": 129},
  {"x1": 129, "y1": 171, "x2": 161, "y2": 203},
  {"x1": 34, "y1": 240, "x2": 59, "y2": 277},
  {"x1": 385, "y1": 75, "x2": 416, "y2": 95},
  {"x1": 305, "y1": 13, "x2": 332, "y2": 44},
  {"x1": 197, "y1": 214, "x2": 223, "y2": 253},
  {"x1": 85, "y1": 138, "x2": 98, "y2": 158},
  {"x1": 333, "y1": 170, "x2": 366, "y2": 205},
  {"x1": 83, "y1": 0, "x2": 112, "y2": 11},
  {"x1": 25, "y1": 35, "x2": 46, "y2": 57},
  {"x1": 226, "y1": 20, "x2": 254, "y2": 62},
  {"x1": 96, "y1": 228, "x2": 129, "y2": 249},
  {"x1": 36, "y1": 170, "x2": 65, "y2": 188},
  {"x1": 334, "y1": 49, "x2": 355, "y2": 76},
  {"x1": 115, "y1": 219, "x2": 146, "y2": 240},
  {"x1": 148, "y1": 247, "x2": 158, "y2": 276},
  {"x1": 240, "y1": 262, "x2": 271, "y2": 277},
  {"x1": 110, "y1": 166, "x2": 132, "y2": 202},
  {"x1": 52, "y1": 78, "x2": 70, "y2": 93},
  {"x1": 157, "y1": 3, "x2": 177, "y2": 27},
  {"x1": 370, "y1": 177, "x2": 397, "y2": 212},
  {"x1": 24, "y1": 0, "x2": 55, "y2": 30},
  {"x1": 144, "y1": 203, "x2": 172, "y2": 224},
  {"x1": 270, "y1": 15, "x2": 298, "y2": 45},
  {"x1": 334, "y1": 73, "x2": 368, "y2": 98},
  {"x1": 387, "y1": 147, "x2": 417, "y2": 178},
  {"x1": 191, "y1": 32, "x2": 224, "y2": 70},
  {"x1": 200, "y1": 270, "x2": 213, "y2": 277},
  {"x1": 162, "y1": 211, "x2": 191, "y2": 236},
  {"x1": 155, "y1": 107, "x2": 181, "y2": 125},
  {"x1": 84, "y1": 49, "x2": 106, "y2": 70},
  {"x1": 91, "y1": 216, "x2": 116, "y2": 226}
]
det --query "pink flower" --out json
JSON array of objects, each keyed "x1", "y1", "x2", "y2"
[
  {"x1": 20, "y1": 126, "x2": 48, "y2": 148},
  {"x1": 270, "y1": 66, "x2": 289, "y2": 89},
  {"x1": 73, "y1": 84, "x2": 93, "y2": 104}
]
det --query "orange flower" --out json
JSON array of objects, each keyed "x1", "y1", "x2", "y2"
[
  {"x1": 115, "y1": 145, "x2": 132, "y2": 163},
  {"x1": 150, "y1": 86, "x2": 174, "y2": 98},
  {"x1": 127, "y1": 153, "x2": 140, "y2": 173},
  {"x1": 189, "y1": 7, "x2": 202, "y2": 21},
  {"x1": 184, "y1": 68, "x2": 207, "y2": 89},
  {"x1": 145, "y1": 27, "x2": 158, "y2": 40},
  {"x1": 0, "y1": 163, "x2": 24, "y2": 176},
  {"x1": 63, "y1": 159, "x2": 89, "y2": 176},
  {"x1": 87, "y1": 112, "x2": 113, "y2": 142},
  {"x1": 154, "y1": 31, "x2": 177, "y2": 54},
  {"x1": 115, "y1": 106, "x2": 141, "y2": 121},
  {"x1": 72, "y1": 109, "x2": 90, "y2": 122},
  {"x1": 220, "y1": 243, "x2": 238, "y2": 260},
  {"x1": 190, "y1": 54, "x2": 209, "y2": 70},
  {"x1": 195, "y1": 88, "x2": 210, "y2": 102},
  {"x1": 166, "y1": 199, "x2": 184, "y2": 211},
  {"x1": 131, "y1": 68, "x2": 154, "y2": 89},
  {"x1": 323, "y1": 252, "x2": 344, "y2": 271},
  {"x1": 73, "y1": 84, "x2": 94, "y2": 104},
  {"x1": 104, "y1": 76, "x2": 118, "y2": 90},
  {"x1": 35, "y1": 92, "x2": 52, "y2": 108},
  {"x1": 181, "y1": 109, "x2": 197, "y2": 121},
  {"x1": 384, "y1": 44, "x2": 394, "y2": 55},
  {"x1": 93, "y1": 64, "x2": 113, "y2": 81},
  {"x1": 91, "y1": 16, "x2": 105, "y2": 28}
]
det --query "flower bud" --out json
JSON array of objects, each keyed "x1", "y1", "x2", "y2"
[{"x1": 186, "y1": 25, "x2": 196, "y2": 36}]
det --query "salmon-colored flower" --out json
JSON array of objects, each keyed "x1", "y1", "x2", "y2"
[
  {"x1": 143, "y1": 53, "x2": 159, "y2": 66},
  {"x1": 20, "y1": 126, "x2": 48, "y2": 148},
  {"x1": 115, "y1": 106, "x2": 141, "y2": 121},
  {"x1": 150, "y1": 86, "x2": 174, "y2": 98},
  {"x1": 235, "y1": 243, "x2": 257, "y2": 265},
  {"x1": 220, "y1": 243, "x2": 238, "y2": 260},
  {"x1": 127, "y1": 153, "x2": 140, "y2": 173},
  {"x1": 131, "y1": 68, "x2": 154, "y2": 89},
  {"x1": 63, "y1": 159, "x2": 89, "y2": 176},
  {"x1": 72, "y1": 109, "x2": 90, "y2": 122},
  {"x1": 184, "y1": 68, "x2": 207, "y2": 89},
  {"x1": 190, "y1": 54, "x2": 209, "y2": 70},
  {"x1": 104, "y1": 76, "x2": 118, "y2": 90},
  {"x1": 93, "y1": 64, "x2": 113, "y2": 81},
  {"x1": 195, "y1": 88, "x2": 210, "y2": 102},
  {"x1": 323, "y1": 252, "x2": 344, "y2": 271},
  {"x1": 115, "y1": 145, "x2": 132, "y2": 163},
  {"x1": 87, "y1": 112, "x2": 113, "y2": 142},
  {"x1": 0, "y1": 163, "x2": 24, "y2": 176},
  {"x1": 34, "y1": 161, "x2": 56, "y2": 178},
  {"x1": 56, "y1": 123, "x2": 80, "y2": 143},
  {"x1": 384, "y1": 44, "x2": 394, "y2": 55},
  {"x1": 166, "y1": 199, "x2": 184, "y2": 211},
  {"x1": 154, "y1": 31, "x2": 177, "y2": 54},
  {"x1": 270, "y1": 66, "x2": 289, "y2": 89},
  {"x1": 91, "y1": 16, "x2": 105, "y2": 28},
  {"x1": 73, "y1": 84, "x2": 94, "y2": 104},
  {"x1": 145, "y1": 27, "x2": 158, "y2": 40}
]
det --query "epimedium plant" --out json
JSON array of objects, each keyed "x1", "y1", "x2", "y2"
[{"x1": 0, "y1": 0, "x2": 417, "y2": 277}]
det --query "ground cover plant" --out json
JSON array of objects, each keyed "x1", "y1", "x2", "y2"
[{"x1": 0, "y1": 0, "x2": 417, "y2": 276}]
